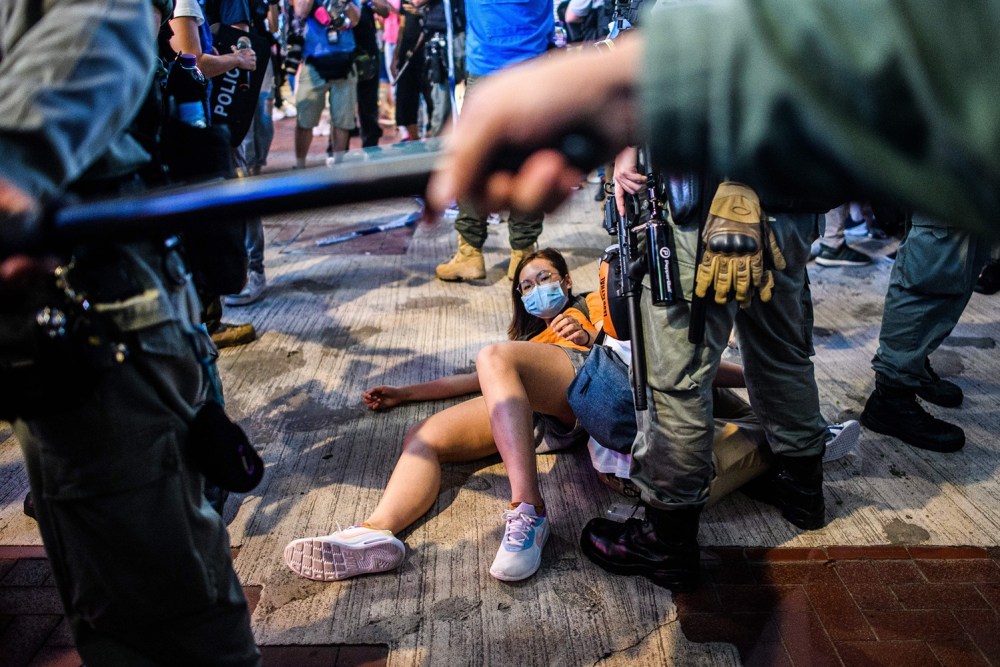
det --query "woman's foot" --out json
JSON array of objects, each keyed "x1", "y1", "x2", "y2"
[
  {"x1": 489, "y1": 503, "x2": 549, "y2": 582},
  {"x1": 284, "y1": 525, "x2": 405, "y2": 581}
]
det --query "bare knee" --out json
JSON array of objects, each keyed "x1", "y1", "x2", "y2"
[
  {"x1": 476, "y1": 342, "x2": 513, "y2": 374},
  {"x1": 402, "y1": 421, "x2": 440, "y2": 459}
]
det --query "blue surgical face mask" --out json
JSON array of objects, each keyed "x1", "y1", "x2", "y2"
[{"x1": 521, "y1": 280, "x2": 568, "y2": 319}]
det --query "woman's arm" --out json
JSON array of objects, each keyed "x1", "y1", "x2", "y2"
[{"x1": 363, "y1": 372, "x2": 481, "y2": 410}]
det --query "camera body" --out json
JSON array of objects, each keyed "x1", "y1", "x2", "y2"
[{"x1": 313, "y1": 0, "x2": 352, "y2": 42}]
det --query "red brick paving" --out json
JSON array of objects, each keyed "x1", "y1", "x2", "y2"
[
  {"x1": 6, "y1": 545, "x2": 1000, "y2": 666},
  {"x1": 676, "y1": 546, "x2": 1000, "y2": 666},
  {"x1": 0, "y1": 547, "x2": 388, "y2": 667}
]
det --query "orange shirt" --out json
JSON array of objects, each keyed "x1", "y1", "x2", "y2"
[{"x1": 528, "y1": 292, "x2": 603, "y2": 351}]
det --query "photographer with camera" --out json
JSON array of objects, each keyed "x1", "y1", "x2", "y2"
[
  {"x1": 0, "y1": 0, "x2": 260, "y2": 662},
  {"x1": 410, "y1": 0, "x2": 464, "y2": 137},
  {"x1": 293, "y1": 0, "x2": 361, "y2": 165}
]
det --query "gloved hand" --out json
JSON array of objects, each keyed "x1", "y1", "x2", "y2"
[{"x1": 694, "y1": 182, "x2": 786, "y2": 308}]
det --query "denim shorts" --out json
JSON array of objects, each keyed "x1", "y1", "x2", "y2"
[{"x1": 534, "y1": 346, "x2": 589, "y2": 453}]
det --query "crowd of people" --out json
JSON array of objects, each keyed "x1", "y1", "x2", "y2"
[{"x1": 3, "y1": 0, "x2": 1000, "y2": 664}]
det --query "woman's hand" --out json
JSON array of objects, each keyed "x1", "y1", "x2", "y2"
[
  {"x1": 550, "y1": 313, "x2": 592, "y2": 348},
  {"x1": 362, "y1": 385, "x2": 407, "y2": 411}
]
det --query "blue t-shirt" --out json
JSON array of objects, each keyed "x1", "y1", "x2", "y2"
[
  {"x1": 304, "y1": 1, "x2": 360, "y2": 58},
  {"x1": 465, "y1": 0, "x2": 552, "y2": 77}
]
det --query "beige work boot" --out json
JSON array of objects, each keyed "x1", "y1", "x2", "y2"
[
  {"x1": 436, "y1": 236, "x2": 486, "y2": 281},
  {"x1": 507, "y1": 245, "x2": 537, "y2": 281}
]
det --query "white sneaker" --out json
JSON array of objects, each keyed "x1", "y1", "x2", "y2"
[
  {"x1": 823, "y1": 419, "x2": 861, "y2": 462},
  {"x1": 284, "y1": 525, "x2": 406, "y2": 581},
  {"x1": 282, "y1": 102, "x2": 297, "y2": 118},
  {"x1": 271, "y1": 106, "x2": 286, "y2": 122},
  {"x1": 313, "y1": 119, "x2": 330, "y2": 137},
  {"x1": 489, "y1": 503, "x2": 549, "y2": 582},
  {"x1": 224, "y1": 270, "x2": 266, "y2": 307}
]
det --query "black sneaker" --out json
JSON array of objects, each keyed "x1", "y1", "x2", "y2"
[
  {"x1": 860, "y1": 386, "x2": 965, "y2": 452},
  {"x1": 815, "y1": 244, "x2": 873, "y2": 267}
]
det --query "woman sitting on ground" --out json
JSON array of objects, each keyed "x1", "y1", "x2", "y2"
[
  {"x1": 286, "y1": 248, "x2": 603, "y2": 583},
  {"x1": 283, "y1": 248, "x2": 760, "y2": 583}
]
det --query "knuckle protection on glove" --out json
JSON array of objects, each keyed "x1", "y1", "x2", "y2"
[{"x1": 698, "y1": 181, "x2": 785, "y2": 307}]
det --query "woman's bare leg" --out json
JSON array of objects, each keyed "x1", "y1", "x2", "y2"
[
  {"x1": 365, "y1": 397, "x2": 497, "y2": 534},
  {"x1": 475, "y1": 341, "x2": 577, "y2": 508}
]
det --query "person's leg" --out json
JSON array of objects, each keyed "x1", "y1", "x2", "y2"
[
  {"x1": 475, "y1": 341, "x2": 577, "y2": 508},
  {"x1": 505, "y1": 208, "x2": 545, "y2": 279},
  {"x1": 285, "y1": 397, "x2": 498, "y2": 582},
  {"x1": 475, "y1": 340, "x2": 577, "y2": 581},
  {"x1": 738, "y1": 213, "x2": 828, "y2": 458},
  {"x1": 15, "y1": 248, "x2": 259, "y2": 666},
  {"x1": 365, "y1": 397, "x2": 499, "y2": 533},
  {"x1": 434, "y1": 74, "x2": 489, "y2": 280},
  {"x1": 863, "y1": 215, "x2": 991, "y2": 451},
  {"x1": 254, "y1": 88, "x2": 275, "y2": 169},
  {"x1": 820, "y1": 204, "x2": 847, "y2": 251},
  {"x1": 293, "y1": 64, "x2": 325, "y2": 167},
  {"x1": 816, "y1": 203, "x2": 872, "y2": 266},
  {"x1": 580, "y1": 188, "x2": 730, "y2": 592},
  {"x1": 735, "y1": 213, "x2": 828, "y2": 530},
  {"x1": 356, "y1": 72, "x2": 382, "y2": 147},
  {"x1": 328, "y1": 74, "x2": 357, "y2": 154},
  {"x1": 394, "y1": 46, "x2": 422, "y2": 139},
  {"x1": 429, "y1": 81, "x2": 451, "y2": 137}
]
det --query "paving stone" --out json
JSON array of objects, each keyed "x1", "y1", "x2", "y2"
[
  {"x1": 917, "y1": 559, "x2": 1000, "y2": 584},
  {"x1": 926, "y1": 637, "x2": 991, "y2": 667},
  {"x1": 0, "y1": 614, "x2": 61, "y2": 667},
  {"x1": 827, "y1": 546, "x2": 910, "y2": 560},
  {"x1": 776, "y1": 610, "x2": 840, "y2": 667},
  {"x1": 679, "y1": 612, "x2": 779, "y2": 646},
  {"x1": 870, "y1": 560, "x2": 926, "y2": 584},
  {"x1": 1, "y1": 559, "x2": 53, "y2": 587},
  {"x1": 891, "y1": 582, "x2": 990, "y2": 610},
  {"x1": 975, "y1": 582, "x2": 1000, "y2": 612},
  {"x1": 27, "y1": 646, "x2": 84, "y2": 667},
  {"x1": 751, "y1": 561, "x2": 839, "y2": 586},
  {"x1": 834, "y1": 561, "x2": 902, "y2": 610},
  {"x1": 0, "y1": 588, "x2": 64, "y2": 615},
  {"x1": 953, "y1": 608, "x2": 1000, "y2": 664},
  {"x1": 909, "y1": 546, "x2": 990, "y2": 560},
  {"x1": 864, "y1": 609, "x2": 966, "y2": 642},
  {"x1": 834, "y1": 640, "x2": 942, "y2": 666},
  {"x1": 804, "y1": 581, "x2": 875, "y2": 641},
  {"x1": 740, "y1": 640, "x2": 792, "y2": 667}
]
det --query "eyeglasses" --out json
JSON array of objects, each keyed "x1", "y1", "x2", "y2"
[{"x1": 518, "y1": 270, "x2": 563, "y2": 295}]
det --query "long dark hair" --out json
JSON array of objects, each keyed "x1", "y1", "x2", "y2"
[{"x1": 507, "y1": 247, "x2": 574, "y2": 340}]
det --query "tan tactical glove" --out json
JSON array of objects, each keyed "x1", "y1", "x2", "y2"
[{"x1": 694, "y1": 182, "x2": 786, "y2": 308}]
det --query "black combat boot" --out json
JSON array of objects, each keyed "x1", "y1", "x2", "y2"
[
  {"x1": 580, "y1": 505, "x2": 701, "y2": 592},
  {"x1": 974, "y1": 259, "x2": 1000, "y2": 295},
  {"x1": 742, "y1": 453, "x2": 826, "y2": 530},
  {"x1": 915, "y1": 361, "x2": 963, "y2": 408},
  {"x1": 861, "y1": 381, "x2": 965, "y2": 452}
]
